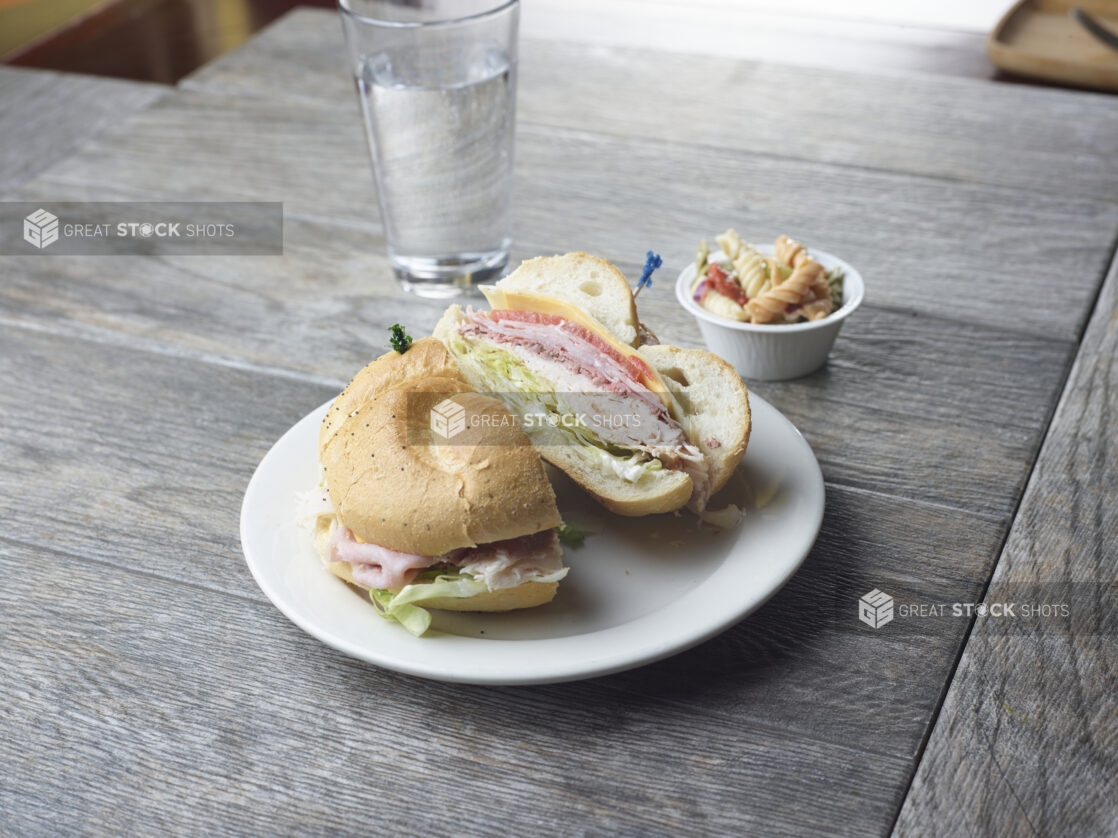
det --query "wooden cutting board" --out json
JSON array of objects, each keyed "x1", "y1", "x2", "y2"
[{"x1": 988, "y1": 0, "x2": 1118, "y2": 90}]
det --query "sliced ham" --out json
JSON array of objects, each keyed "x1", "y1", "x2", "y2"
[
  {"x1": 460, "y1": 309, "x2": 667, "y2": 420},
  {"x1": 328, "y1": 526, "x2": 433, "y2": 590},
  {"x1": 459, "y1": 309, "x2": 714, "y2": 512},
  {"x1": 327, "y1": 525, "x2": 565, "y2": 592}
]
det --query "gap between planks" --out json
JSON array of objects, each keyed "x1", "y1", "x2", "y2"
[{"x1": 884, "y1": 226, "x2": 1118, "y2": 837}]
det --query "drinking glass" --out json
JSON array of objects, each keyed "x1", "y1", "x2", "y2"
[{"x1": 339, "y1": 0, "x2": 519, "y2": 297}]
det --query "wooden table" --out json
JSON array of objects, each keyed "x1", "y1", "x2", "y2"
[{"x1": 1, "y1": 9, "x2": 1114, "y2": 836}]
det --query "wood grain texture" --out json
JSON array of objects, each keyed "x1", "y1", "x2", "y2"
[
  {"x1": 28, "y1": 96, "x2": 1118, "y2": 341},
  {"x1": 515, "y1": 42, "x2": 1118, "y2": 202},
  {"x1": 1, "y1": 12, "x2": 1114, "y2": 835},
  {"x1": 893, "y1": 258, "x2": 1118, "y2": 837},
  {"x1": 593, "y1": 483, "x2": 1010, "y2": 762},
  {"x1": 517, "y1": 0, "x2": 996, "y2": 80},
  {"x1": 183, "y1": 9, "x2": 1118, "y2": 200},
  {"x1": 30, "y1": 88, "x2": 378, "y2": 222},
  {"x1": 0, "y1": 537, "x2": 918, "y2": 838},
  {"x1": 0, "y1": 210, "x2": 1074, "y2": 517},
  {"x1": 510, "y1": 125, "x2": 1117, "y2": 342},
  {"x1": 0, "y1": 66, "x2": 164, "y2": 192},
  {"x1": 0, "y1": 324, "x2": 336, "y2": 599},
  {"x1": 0, "y1": 322, "x2": 1005, "y2": 760},
  {"x1": 0, "y1": 326, "x2": 1027, "y2": 836}
]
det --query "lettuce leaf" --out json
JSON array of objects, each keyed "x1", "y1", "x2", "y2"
[
  {"x1": 370, "y1": 573, "x2": 489, "y2": 636},
  {"x1": 446, "y1": 333, "x2": 665, "y2": 483},
  {"x1": 369, "y1": 590, "x2": 432, "y2": 636}
]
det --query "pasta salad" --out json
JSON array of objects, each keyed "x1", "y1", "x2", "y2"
[{"x1": 691, "y1": 230, "x2": 844, "y2": 325}]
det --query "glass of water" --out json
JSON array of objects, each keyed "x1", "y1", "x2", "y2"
[{"x1": 340, "y1": 0, "x2": 519, "y2": 298}]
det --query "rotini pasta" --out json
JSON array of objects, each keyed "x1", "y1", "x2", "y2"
[
  {"x1": 747, "y1": 259, "x2": 823, "y2": 324},
  {"x1": 702, "y1": 288, "x2": 749, "y2": 321},
  {"x1": 774, "y1": 235, "x2": 806, "y2": 269},
  {"x1": 715, "y1": 229, "x2": 745, "y2": 261},
  {"x1": 690, "y1": 231, "x2": 844, "y2": 325},
  {"x1": 714, "y1": 229, "x2": 767, "y2": 298},
  {"x1": 800, "y1": 298, "x2": 832, "y2": 321},
  {"x1": 735, "y1": 256, "x2": 768, "y2": 299}
]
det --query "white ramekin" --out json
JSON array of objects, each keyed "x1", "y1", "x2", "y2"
[{"x1": 675, "y1": 245, "x2": 864, "y2": 381}]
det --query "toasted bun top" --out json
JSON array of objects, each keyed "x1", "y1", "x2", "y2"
[
  {"x1": 319, "y1": 337, "x2": 460, "y2": 453},
  {"x1": 494, "y1": 252, "x2": 641, "y2": 347},
  {"x1": 319, "y1": 339, "x2": 561, "y2": 556}
]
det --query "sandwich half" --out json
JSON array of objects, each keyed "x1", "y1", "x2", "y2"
[
  {"x1": 434, "y1": 252, "x2": 750, "y2": 517},
  {"x1": 300, "y1": 338, "x2": 567, "y2": 635}
]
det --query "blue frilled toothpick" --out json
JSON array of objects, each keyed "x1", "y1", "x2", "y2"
[{"x1": 634, "y1": 251, "x2": 662, "y2": 298}]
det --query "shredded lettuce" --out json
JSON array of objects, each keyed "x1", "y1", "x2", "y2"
[
  {"x1": 369, "y1": 590, "x2": 432, "y2": 636},
  {"x1": 604, "y1": 449, "x2": 663, "y2": 482},
  {"x1": 371, "y1": 565, "x2": 568, "y2": 636},
  {"x1": 446, "y1": 332, "x2": 665, "y2": 483},
  {"x1": 391, "y1": 574, "x2": 489, "y2": 607},
  {"x1": 370, "y1": 573, "x2": 489, "y2": 636},
  {"x1": 446, "y1": 331, "x2": 556, "y2": 407}
]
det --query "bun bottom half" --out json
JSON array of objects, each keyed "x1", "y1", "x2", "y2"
[{"x1": 537, "y1": 444, "x2": 694, "y2": 517}]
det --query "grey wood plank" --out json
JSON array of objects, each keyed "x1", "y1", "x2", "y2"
[
  {"x1": 205, "y1": 3, "x2": 995, "y2": 93},
  {"x1": 510, "y1": 125, "x2": 1118, "y2": 343},
  {"x1": 182, "y1": 8, "x2": 1118, "y2": 201},
  {"x1": 516, "y1": 0, "x2": 996, "y2": 81},
  {"x1": 28, "y1": 100, "x2": 1118, "y2": 341},
  {"x1": 0, "y1": 322, "x2": 1005, "y2": 761},
  {"x1": 596, "y1": 483, "x2": 1010, "y2": 762},
  {"x1": 517, "y1": 43, "x2": 1118, "y2": 203},
  {"x1": 0, "y1": 324, "x2": 335, "y2": 600},
  {"x1": 893, "y1": 257, "x2": 1118, "y2": 837},
  {"x1": 0, "y1": 13, "x2": 1107, "y2": 834},
  {"x1": 0, "y1": 537, "x2": 915, "y2": 838},
  {"x1": 0, "y1": 66, "x2": 165, "y2": 192},
  {"x1": 31, "y1": 89, "x2": 378, "y2": 222},
  {"x1": 0, "y1": 210, "x2": 1074, "y2": 517}
]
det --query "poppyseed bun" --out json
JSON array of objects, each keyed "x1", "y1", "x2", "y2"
[{"x1": 318, "y1": 339, "x2": 561, "y2": 557}]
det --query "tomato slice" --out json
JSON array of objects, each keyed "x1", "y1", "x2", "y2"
[
  {"x1": 706, "y1": 263, "x2": 748, "y2": 306},
  {"x1": 489, "y1": 309, "x2": 655, "y2": 384}
]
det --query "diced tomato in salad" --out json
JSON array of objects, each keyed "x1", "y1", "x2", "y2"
[
  {"x1": 705, "y1": 263, "x2": 748, "y2": 306},
  {"x1": 488, "y1": 309, "x2": 656, "y2": 384}
]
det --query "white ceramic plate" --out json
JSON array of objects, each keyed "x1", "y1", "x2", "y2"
[{"x1": 241, "y1": 392, "x2": 824, "y2": 685}]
